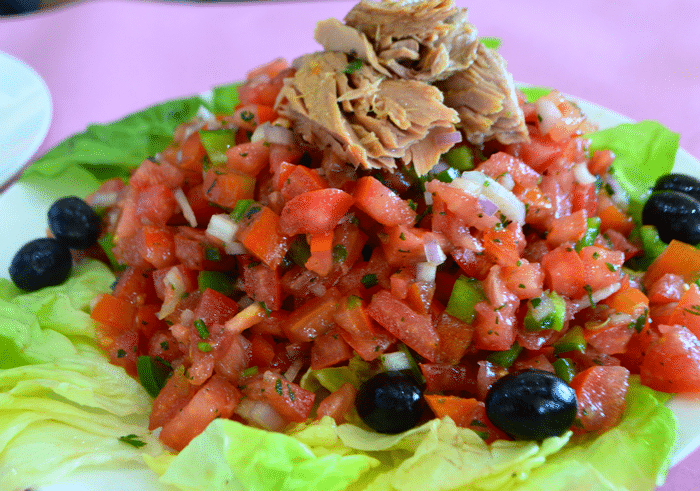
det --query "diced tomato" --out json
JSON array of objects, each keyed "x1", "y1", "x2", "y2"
[
  {"x1": 598, "y1": 204, "x2": 634, "y2": 237},
  {"x1": 185, "y1": 183, "x2": 222, "y2": 225},
  {"x1": 279, "y1": 188, "x2": 354, "y2": 236},
  {"x1": 473, "y1": 300, "x2": 518, "y2": 351},
  {"x1": 475, "y1": 152, "x2": 540, "y2": 188},
  {"x1": 283, "y1": 288, "x2": 341, "y2": 343},
  {"x1": 541, "y1": 245, "x2": 586, "y2": 298},
  {"x1": 112, "y1": 267, "x2": 158, "y2": 306},
  {"x1": 647, "y1": 273, "x2": 684, "y2": 304},
  {"x1": 225, "y1": 141, "x2": 270, "y2": 177},
  {"x1": 243, "y1": 261, "x2": 283, "y2": 311},
  {"x1": 640, "y1": 325, "x2": 700, "y2": 392},
  {"x1": 149, "y1": 367, "x2": 196, "y2": 431},
  {"x1": 483, "y1": 226, "x2": 521, "y2": 267},
  {"x1": 588, "y1": 149, "x2": 615, "y2": 175},
  {"x1": 280, "y1": 165, "x2": 328, "y2": 201},
  {"x1": 230, "y1": 104, "x2": 277, "y2": 132},
  {"x1": 268, "y1": 143, "x2": 304, "y2": 173},
  {"x1": 136, "y1": 184, "x2": 178, "y2": 227},
  {"x1": 420, "y1": 363, "x2": 478, "y2": 394},
  {"x1": 579, "y1": 246, "x2": 624, "y2": 292},
  {"x1": 305, "y1": 231, "x2": 335, "y2": 277},
  {"x1": 476, "y1": 360, "x2": 509, "y2": 400},
  {"x1": 353, "y1": 176, "x2": 416, "y2": 227},
  {"x1": 502, "y1": 259, "x2": 544, "y2": 300},
  {"x1": 135, "y1": 303, "x2": 167, "y2": 338},
  {"x1": 137, "y1": 226, "x2": 177, "y2": 269},
  {"x1": 515, "y1": 132, "x2": 564, "y2": 173},
  {"x1": 152, "y1": 264, "x2": 198, "y2": 301},
  {"x1": 159, "y1": 375, "x2": 241, "y2": 451},
  {"x1": 426, "y1": 181, "x2": 499, "y2": 231},
  {"x1": 147, "y1": 329, "x2": 181, "y2": 363},
  {"x1": 584, "y1": 320, "x2": 635, "y2": 355},
  {"x1": 243, "y1": 371, "x2": 315, "y2": 424},
  {"x1": 571, "y1": 182, "x2": 598, "y2": 218},
  {"x1": 311, "y1": 327, "x2": 354, "y2": 370},
  {"x1": 602, "y1": 228, "x2": 641, "y2": 261},
  {"x1": 333, "y1": 295, "x2": 395, "y2": 361},
  {"x1": 238, "y1": 206, "x2": 290, "y2": 269},
  {"x1": 434, "y1": 311, "x2": 474, "y2": 364},
  {"x1": 546, "y1": 210, "x2": 587, "y2": 248},
  {"x1": 644, "y1": 239, "x2": 700, "y2": 290},
  {"x1": 202, "y1": 168, "x2": 256, "y2": 209},
  {"x1": 569, "y1": 365, "x2": 629, "y2": 433},
  {"x1": 668, "y1": 284, "x2": 700, "y2": 340},
  {"x1": 193, "y1": 288, "x2": 240, "y2": 327},
  {"x1": 380, "y1": 224, "x2": 448, "y2": 267},
  {"x1": 130, "y1": 158, "x2": 185, "y2": 190},
  {"x1": 316, "y1": 382, "x2": 357, "y2": 424},
  {"x1": 367, "y1": 289, "x2": 440, "y2": 362},
  {"x1": 513, "y1": 354, "x2": 555, "y2": 373},
  {"x1": 91, "y1": 293, "x2": 138, "y2": 331},
  {"x1": 452, "y1": 247, "x2": 493, "y2": 281}
]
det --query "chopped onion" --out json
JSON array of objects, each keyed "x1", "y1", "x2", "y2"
[
  {"x1": 224, "y1": 302, "x2": 266, "y2": 334},
  {"x1": 423, "y1": 239, "x2": 446, "y2": 265},
  {"x1": 381, "y1": 352, "x2": 411, "y2": 372},
  {"x1": 434, "y1": 130, "x2": 462, "y2": 147},
  {"x1": 206, "y1": 214, "x2": 239, "y2": 243},
  {"x1": 283, "y1": 358, "x2": 305, "y2": 382},
  {"x1": 428, "y1": 159, "x2": 449, "y2": 177},
  {"x1": 416, "y1": 261, "x2": 437, "y2": 283},
  {"x1": 478, "y1": 196, "x2": 498, "y2": 216},
  {"x1": 573, "y1": 161, "x2": 597, "y2": 185},
  {"x1": 570, "y1": 282, "x2": 622, "y2": 314},
  {"x1": 498, "y1": 173, "x2": 515, "y2": 191},
  {"x1": 458, "y1": 171, "x2": 526, "y2": 223},
  {"x1": 251, "y1": 122, "x2": 294, "y2": 146},
  {"x1": 196, "y1": 105, "x2": 218, "y2": 125},
  {"x1": 423, "y1": 190, "x2": 433, "y2": 206},
  {"x1": 535, "y1": 97, "x2": 562, "y2": 136},
  {"x1": 235, "y1": 399, "x2": 285, "y2": 432},
  {"x1": 224, "y1": 241, "x2": 247, "y2": 255},
  {"x1": 157, "y1": 266, "x2": 187, "y2": 320},
  {"x1": 89, "y1": 191, "x2": 119, "y2": 209},
  {"x1": 602, "y1": 174, "x2": 630, "y2": 211},
  {"x1": 179, "y1": 308, "x2": 194, "y2": 327},
  {"x1": 173, "y1": 188, "x2": 197, "y2": 228}
]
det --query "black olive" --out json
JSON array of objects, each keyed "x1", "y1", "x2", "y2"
[
  {"x1": 9, "y1": 238, "x2": 72, "y2": 292},
  {"x1": 48, "y1": 196, "x2": 101, "y2": 249},
  {"x1": 653, "y1": 173, "x2": 700, "y2": 203},
  {"x1": 485, "y1": 369, "x2": 577, "y2": 441},
  {"x1": 356, "y1": 371, "x2": 425, "y2": 434},
  {"x1": 642, "y1": 191, "x2": 700, "y2": 245}
]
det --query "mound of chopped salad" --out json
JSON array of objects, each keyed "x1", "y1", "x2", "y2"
[{"x1": 3, "y1": 0, "x2": 698, "y2": 489}]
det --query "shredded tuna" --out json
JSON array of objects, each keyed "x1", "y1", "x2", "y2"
[{"x1": 276, "y1": 0, "x2": 528, "y2": 174}]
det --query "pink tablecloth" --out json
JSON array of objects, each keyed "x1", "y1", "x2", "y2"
[{"x1": 1, "y1": 0, "x2": 699, "y2": 489}]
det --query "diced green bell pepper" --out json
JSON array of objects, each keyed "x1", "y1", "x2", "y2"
[
  {"x1": 575, "y1": 217, "x2": 602, "y2": 252},
  {"x1": 199, "y1": 128, "x2": 236, "y2": 165},
  {"x1": 445, "y1": 275, "x2": 486, "y2": 324},
  {"x1": 553, "y1": 325, "x2": 587, "y2": 355},
  {"x1": 441, "y1": 146, "x2": 474, "y2": 172},
  {"x1": 197, "y1": 271, "x2": 236, "y2": 296},
  {"x1": 552, "y1": 357, "x2": 576, "y2": 383},
  {"x1": 524, "y1": 291, "x2": 566, "y2": 332},
  {"x1": 487, "y1": 342, "x2": 523, "y2": 368}
]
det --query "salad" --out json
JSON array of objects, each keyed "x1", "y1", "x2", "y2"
[{"x1": 0, "y1": 0, "x2": 695, "y2": 489}]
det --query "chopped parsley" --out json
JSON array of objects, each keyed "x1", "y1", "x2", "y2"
[
  {"x1": 194, "y1": 318, "x2": 210, "y2": 339},
  {"x1": 343, "y1": 59, "x2": 363, "y2": 74},
  {"x1": 119, "y1": 434, "x2": 146, "y2": 448}
]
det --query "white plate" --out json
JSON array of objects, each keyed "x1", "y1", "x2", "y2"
[
  {"x1": 1, "y1": 95, "x2": 698, "y2": 490},
  {"x1": 0, "y1": 51, "x2": 52, "y2": 190}
]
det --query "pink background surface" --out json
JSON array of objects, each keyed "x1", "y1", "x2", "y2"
[{"x1": 1, "y1": 0, "x2": 699, "y2": 489}]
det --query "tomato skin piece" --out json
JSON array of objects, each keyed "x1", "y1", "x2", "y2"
[
  {"x1": 569, "y1": 365, "x2": 629, "y2": 433},
  {"x1": 641, "y1": 325, "x2": 700, "y2": 392},
  {"x1": 278, "y1": 188, "x2": 354, "y2": 236},
  {"x1": 159, "y1": 375, "x2": 241, "y2": 451},
  {"x1": 367, "y1": 289, "x2": 440, "y2": 362},
  {"x1": 353, "y1": 176, "x2": 416, "y2": 227}
]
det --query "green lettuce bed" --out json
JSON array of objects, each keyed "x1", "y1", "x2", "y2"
[{"x1": 0, "y1": 83, "x2": 680, "y2": 491}]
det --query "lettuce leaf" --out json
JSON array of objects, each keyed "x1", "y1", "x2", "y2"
[
  {"x1": 20, "y1": 82, "x2": 242, "y2": 184},
  {"x1": 0, "y1": 259, "x2": 166, "y2": 490},
  {"x1": 586, "y1": 121, "x2": 680, "y2": 223}
]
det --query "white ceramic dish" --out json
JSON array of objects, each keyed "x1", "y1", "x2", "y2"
[
  {"x1": 0, "y1": 94, "x2": 697, "y2": 490},
  {"x1": 0, "y1": 51, "x2": 52, "y2": 189}
]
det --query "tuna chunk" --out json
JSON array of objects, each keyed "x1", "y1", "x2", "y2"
[
  {"x1": 436, "y1": 43, "x2": 529, "y2": 145},
  {"x1": 343, "y1": 0, "x2": 479, "y2": 82},
  {"x1": 276, "y1": 51, "x2": 459, "y2": 174}
]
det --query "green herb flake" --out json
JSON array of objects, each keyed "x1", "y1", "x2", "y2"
[
  {"x1": 194, "y1": 318, "x2": 210, "y2": 339},
  {"x1": 343, "y1": 59, "x2": 363, "y2": 74},
  {"x1": 119, "y1": 434, "x2": 146, "y2": 448},
  {"x1": 197, "y1": 342, "x2": 213, "y2": 353},
  {"x1": 275, "y1": 377, "x2": 284, "y2": 396},
  {"x1": 240, "y1": 110, "x2": 255, "y2": 122},
  {"x1": 361, "y1": 273, "x2": 379, "y2": 289},
  {"x1": 116, "y1": 349, "x2": 127, "y2": 359},
  {"x1": 332, "y1": 244, "x2": 348, "y2": 263}
]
